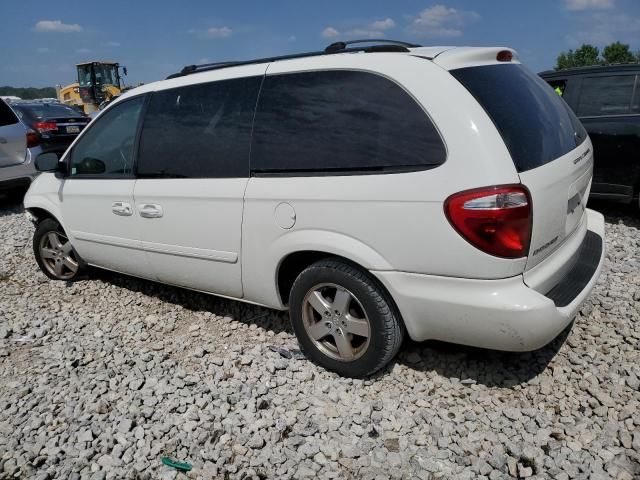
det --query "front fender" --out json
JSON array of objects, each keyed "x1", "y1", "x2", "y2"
[{"x1": 23, "y1": 174, "x2": 67, "y2": 231}]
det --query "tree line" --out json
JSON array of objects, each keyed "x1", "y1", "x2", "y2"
[
  {"x1": 0, "y1": 86, "x2": 57, "y2": 100},
  {"x1": 556, "y1": 41, "x2": 639, "y2": 70}
]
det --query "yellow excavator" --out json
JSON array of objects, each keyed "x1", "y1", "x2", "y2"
[{"x1": 57, "y1": 61, "x2": 128, "y2": 115}]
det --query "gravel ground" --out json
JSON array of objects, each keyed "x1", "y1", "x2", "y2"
[{"x1": 0, "y1": 194, "x2": 639, "y2": 480}]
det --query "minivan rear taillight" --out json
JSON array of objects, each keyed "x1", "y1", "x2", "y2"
[{"x1": 444, "y1": 185, "x2": 532, "y2": 258}]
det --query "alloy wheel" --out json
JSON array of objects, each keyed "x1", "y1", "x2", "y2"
[
  {"x1": 39, "y1": 231, "x2": 79, "y2": 280},
  {"x1": 301, "y1": 283, "x2": 371, "y2": 362}
]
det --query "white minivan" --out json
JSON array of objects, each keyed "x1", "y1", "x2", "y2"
[{"x1": 24, "y1": 40, "x2": 605, "y2": 377}]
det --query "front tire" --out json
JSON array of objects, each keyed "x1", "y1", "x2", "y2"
[
  {"x1": 289, "y1": 259, "x2": 404, "y2": 378},
  {"x1": 33, "y1": 218, "x2": 86, "y2": 281}
]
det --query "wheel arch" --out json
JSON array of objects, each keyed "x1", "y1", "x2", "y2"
[
  {"x1": 276, "y1": 250, "x2": 405, "y2": 331},
  {"x1": 277, "y1": 250, "x2": 342, "y2": 305},
  {"x1": 26, "y1": 207, "x2": 63, "y2": 227},
  {"x1": 24, "y1": 195, "x2": 67, "y2": 232}
]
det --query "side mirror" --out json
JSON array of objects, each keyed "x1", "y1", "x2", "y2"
[
  {"x1": 35, "y1": 152, "x2": 60, "y2": 172},
  {"x1": 123, "y1": 67, "x2": 128, "y2": 76}
]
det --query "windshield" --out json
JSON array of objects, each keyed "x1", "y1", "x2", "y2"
[
  {"x1": 78, "y1": 65, "x2": 93, "y2": 87},
  {"x1": 451, "y1": 64, "x2": 587, "y2": 172}
]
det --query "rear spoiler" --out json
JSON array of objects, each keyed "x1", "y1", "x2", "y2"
[{"x1": 428, "y1": 47, "x2": 519, "y2": 70}]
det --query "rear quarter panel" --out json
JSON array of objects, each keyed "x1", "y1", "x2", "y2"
[{"x1": 242, "y1": 54, "x2": 525, "y2": 308}]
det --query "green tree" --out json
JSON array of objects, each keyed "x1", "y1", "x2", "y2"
[
  {"x1": 555, "y1": 44, "x2": 600, "y2": 70},
  {"x1": 573, "y1": 44, "x2": 600, "y2": 66},
  {"x1": 0, "y1": 86, "x2": 56, "y2": 99},
  {"x1": 555, "y1": 50, "x2": 576, "y2": 70},
  {"x1": 602, "y1": 41, "x2": 636, "y2": 64}
]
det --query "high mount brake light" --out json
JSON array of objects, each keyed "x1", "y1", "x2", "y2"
[
  {"x1": 496, "y1": 50, "x2": 513, "y2": 62},
  {"x1": 444, "y1": 185, "x2": 532, "y2": 258}
]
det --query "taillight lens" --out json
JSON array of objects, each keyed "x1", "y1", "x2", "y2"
[
  {"x1": 496, "y1": 50, "x2": 513, "y2": 62},
  {"x1": 444, "y1": 185, "x2": 532, "y2": 258},
  {"x1": 26, "y1": 129, "x2": 39, "y2": 148},
  {"x1": 33, "y1": 121, "x2": 57, "y2": 132}
]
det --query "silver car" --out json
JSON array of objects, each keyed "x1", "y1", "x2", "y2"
[{"x1": 0, "y1": 98, "x2": 41, "y2": 193}]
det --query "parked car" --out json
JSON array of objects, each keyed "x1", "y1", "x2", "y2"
[
  {"x1": 10, "y1": 102, "x2": 91, "y2": 156},
  {"x1": 540, "y1": 64, "x2": 640, "y2": 207},
  {"x1": 0, "y1": 98, "x2": 40, "y2": 193},
  {"x1": 24, "y1": 41, "x2": 605, "y2": 377}
]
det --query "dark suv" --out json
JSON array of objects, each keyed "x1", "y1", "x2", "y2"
[{"x1": 540, "y1": 64, "x2": 640, "y2": 206}]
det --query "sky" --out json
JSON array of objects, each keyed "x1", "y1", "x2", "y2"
[{"x1": 2, "y1": 0, "x2": 640, "y2": 88}]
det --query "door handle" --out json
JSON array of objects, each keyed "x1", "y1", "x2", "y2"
[
  {"x1": 138, "y1": 203, "x2": 164, "y2": 218},
  {"x1": 112, "y1": 201, "x2": 133, "y2": 216},
  {"x1": 0, "y1": 137, "x2": 7, "y2": 144}
]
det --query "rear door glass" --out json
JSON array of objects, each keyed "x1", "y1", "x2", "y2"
[
  {"x1": 251, "y1": 70, "x2": 446, "y2": 174},
  {"x1": 451, "y1": 64, "x2": 586, "y2": 172},
  {"x1": 577, "y1": 75, "x2": 636, "y2": 116}
]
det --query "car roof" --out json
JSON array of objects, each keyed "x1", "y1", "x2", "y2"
[
  {"x1": 539, "y1": 63, "x2": 640, "y2": 78},
  {"x1": 124, "y1": 43, "x2": 515, "y2": 95},
  {"x1": 111, "y1": 41, "x2": 519, "y2": 112},
  {"x1": 164, "y1": 43, "x2": 517, "y2": 79},
  {"x1": 14, "y1": 102, "x2": 73, "y2": 108},
  {"x1": 12, "y1": 103, "x2": 84, "y2": 118}
]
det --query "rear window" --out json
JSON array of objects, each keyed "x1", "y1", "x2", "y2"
[
  {"x1": 0, "y1": 100, "x2": 19, "y2": 127},
  {"x1": 576, "y1": 75, "x2": 636, "y2": 116},
  {"x1": 17, "y1": 104, "x2": 83, "y2": 119},
  {"x1": 251, "y1": 70, "x2": 446, "y2": 175},
  {"x1": 451, "y1": 64, "x2": 587, "y2": 172}
]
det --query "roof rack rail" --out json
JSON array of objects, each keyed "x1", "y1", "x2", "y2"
[
  {"x1": 324, "y1": 39, "x2": 421, "y2": 54},
  {"x1": 166, "y1": 39, "x2": 422, "y2": 79},
  {"x1": 168, "y1": 61, "x2": 250, "y2": 79},
  {"x1": 167, "y1": 51, "x2": 325, "y2": 79}
]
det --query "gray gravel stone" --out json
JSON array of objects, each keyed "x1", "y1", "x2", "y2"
[{"x1": 0, "y1": 198, "x2": 639, "y2": 479}]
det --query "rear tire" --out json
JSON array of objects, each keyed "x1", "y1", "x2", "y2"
[
  {"x1": 289, "y1": 259, "x2": 404, "y2": 378},
  {"x1": 33, "y1": 218, "x2": 86, "y2": 281}
]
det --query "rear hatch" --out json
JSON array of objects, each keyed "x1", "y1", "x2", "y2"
[
  {"x1": 0, "y1": 100, "x2": 26, "y2": 167},
  {"x1": 448, "y1": 59, "x2": 591, "y2": 270}
]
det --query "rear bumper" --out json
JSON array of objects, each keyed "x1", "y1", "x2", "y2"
[{"x1": 373, "y1": 208, "x2": 605, "y2": 351}]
